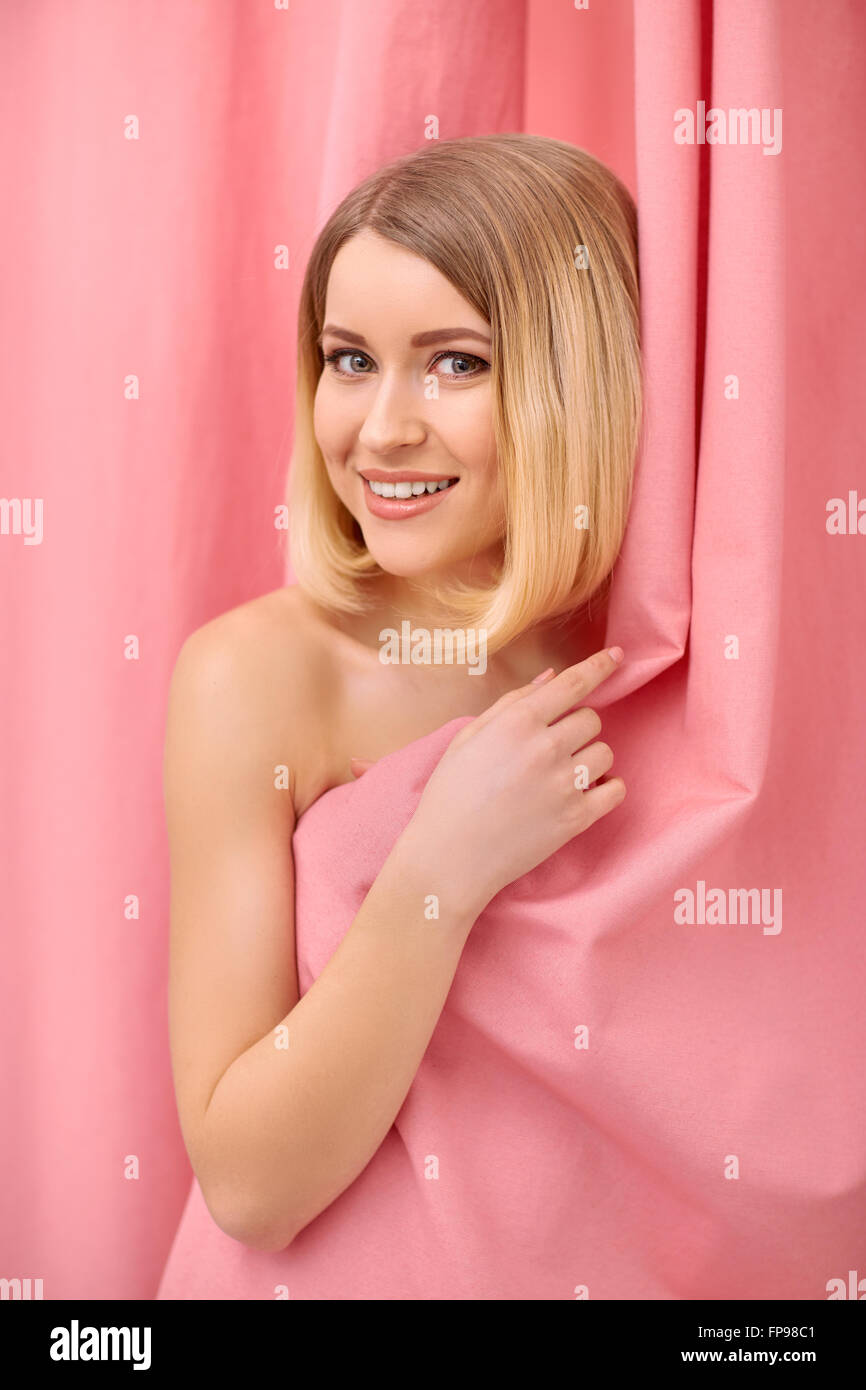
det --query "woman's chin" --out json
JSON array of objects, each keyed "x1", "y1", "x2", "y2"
[
  {"x1": 365, "y1": 550, "x2": 459, "y2": 582},
  {"x1": 357, "y1": 530, "x2": 505, "y2": 586}
]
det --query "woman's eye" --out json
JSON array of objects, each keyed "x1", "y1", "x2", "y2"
[
  {"x1": 321, "y1": 349, "x2": 489, "y2": 380},
  {"x1": 430, "y1": 352, "x2": 489, "y2": 379},
  {"x1": 322, "y1": 350, "x2": 373, "y2": 377}
]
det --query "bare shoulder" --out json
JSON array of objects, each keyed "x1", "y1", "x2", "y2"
[
  {"x1": 169, "y1": 585, "x2": 338, "y2": 711},
  {"x1": 165, "y1": 585, "x2": 343, "y2": 817},
  {"x1": 162, "y1": 586, "x2": 342, "y2": 1198}
]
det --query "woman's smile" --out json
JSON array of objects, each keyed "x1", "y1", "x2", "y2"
[{"x1": 359, "y1": 469, "x2": 460, "y2": 520}]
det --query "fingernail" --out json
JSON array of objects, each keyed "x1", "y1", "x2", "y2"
[
  {"x1": 607, "y1": 646, "x2": 624, "y2": 664},
  {"x1": 532, "y1": 667, "x2": 555, "y2": 683}
]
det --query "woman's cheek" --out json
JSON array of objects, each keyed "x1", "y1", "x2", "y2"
[
  {"x1": 312, "y1": 382, "x2": 338, "y2": 456},
  {"x1": 325, "y1": 459, "x2": 354, "y2": 514}
]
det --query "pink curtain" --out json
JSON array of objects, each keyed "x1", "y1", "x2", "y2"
[{"x1": 2, "y1": 0, "x2": 863, "y2": 1298}]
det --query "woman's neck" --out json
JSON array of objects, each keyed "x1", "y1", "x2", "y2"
[{"x1": 328, "y1": 572, "x2": 608, "y2": 690}]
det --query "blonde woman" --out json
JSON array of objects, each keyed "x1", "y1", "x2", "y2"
[{"x1": 158, "y1": 133, "x2": 641, "y2": 1299}]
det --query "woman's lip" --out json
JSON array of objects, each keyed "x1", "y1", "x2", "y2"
[
  {"x1": 360, "y1": 469, "x2": 456, "y2": 483},
  {"x1": 361, "y1": 477, "x2": 459, "y2": 520}
]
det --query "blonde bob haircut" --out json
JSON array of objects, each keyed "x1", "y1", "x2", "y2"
[{"x1": 288, "y1": 132, "x2": 641, "y2": 654}]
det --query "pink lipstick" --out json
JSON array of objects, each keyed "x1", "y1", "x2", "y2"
[{"x1": 359, "y1": 470, "x2": 460, "y2": 521}]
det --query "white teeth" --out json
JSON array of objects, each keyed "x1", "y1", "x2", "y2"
[{"x1": 366, "y1": 478, "x2": 456, "y2": 497}]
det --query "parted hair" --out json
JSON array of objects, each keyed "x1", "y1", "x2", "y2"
[{"x1": 288, "y1": 133, "x2": 642, "y2": 653}]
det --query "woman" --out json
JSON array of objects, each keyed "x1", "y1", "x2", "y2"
[{"x1": 157, "y1": 133, "x2": 641, "y2": 1299}]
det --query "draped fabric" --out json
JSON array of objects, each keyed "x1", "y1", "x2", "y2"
[{"x1": 2, "y1": 0, "x2": 863, "y2": 1298}]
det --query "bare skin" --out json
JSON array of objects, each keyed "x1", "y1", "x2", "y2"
[
  {"x1": 280, "y1": 582, "x2": 609, "y2": 814},
  {"x1": 164, "y1": 231, "x2": 627, "y2": 1253}
]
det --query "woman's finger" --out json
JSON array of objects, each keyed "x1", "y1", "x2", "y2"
[
  {"x1": 576, "y1": 775, "x2": 627, "y2": 825},
  {"x1": 551, "y1": 704, "x2": 604, "y2": 755},
  {"x1": 569, "y1": 738, "x2": 615, "y2": 788},
  {"x1": 529, "y1": 647, "x2": 623, "y2": 724},
  {"x1": 349, "y1": 757, "x2": 376, "y2": 779}
]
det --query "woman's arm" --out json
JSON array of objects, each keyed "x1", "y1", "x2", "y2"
[{"x1": 164, "y1": 617, "x2": 480, "y2": 1254}]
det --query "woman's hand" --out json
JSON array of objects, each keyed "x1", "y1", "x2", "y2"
[{"x1": 403, "y1": 647, "x2": 626, "y2": 915}]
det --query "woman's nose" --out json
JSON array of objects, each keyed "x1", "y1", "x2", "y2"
[{"x1": 357, "y1": 377, "x2": 427, "y2": 453}]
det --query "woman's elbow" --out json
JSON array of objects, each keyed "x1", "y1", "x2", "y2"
[{"x1": 204, "y1": 1184, "x2": 298, "y2": 1253}]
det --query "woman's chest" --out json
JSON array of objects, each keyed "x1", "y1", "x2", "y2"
[{"x1": 293, "y1": 661, "x2": 495, "y2": 816}]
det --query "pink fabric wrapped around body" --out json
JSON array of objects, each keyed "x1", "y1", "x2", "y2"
[
  {"x1": 157, "y1": 0, "x2": 866, "y2": 1298},
  {"x1": 157, "y1": 686, "x2": 864, "y2": 1299}
]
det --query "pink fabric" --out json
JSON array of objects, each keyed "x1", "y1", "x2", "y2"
[{"x1": 4, "y1": 0, "x2": 865, "y2": 1299}]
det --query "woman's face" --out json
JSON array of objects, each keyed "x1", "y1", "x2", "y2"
[{"x1": 314, "y1": 229, "x2": 506, "y2": 584}]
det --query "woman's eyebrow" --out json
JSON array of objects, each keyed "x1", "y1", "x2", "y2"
[{"x1": 318, "y1": 324, "x2": 491, "y2": 348}]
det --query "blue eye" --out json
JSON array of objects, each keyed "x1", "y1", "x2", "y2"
[
  {"x1": 430, "y1": 352, "x2": 489, "y2": 379},
  {"x1": 320, "y1": 349, "x2": 489, "y2": 380},
  {"x1": 321, "y1": 350, "x2": 373, "y2": 377}
]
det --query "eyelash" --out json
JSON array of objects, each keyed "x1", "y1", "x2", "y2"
[{"x1": 320, "y1": 348, "x2": 489, "y2": 381}]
